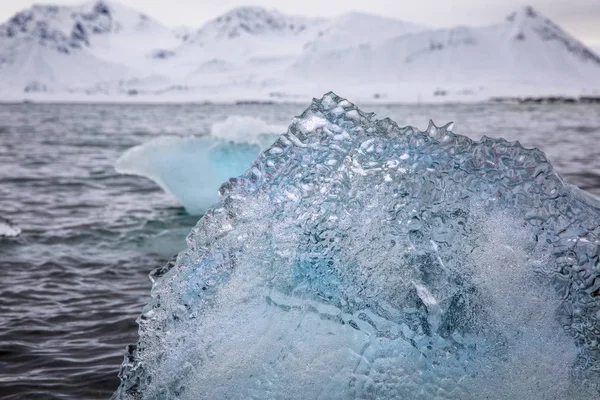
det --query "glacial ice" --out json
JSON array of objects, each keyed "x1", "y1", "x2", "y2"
[
  {"x1": 115, "y1": 116, "x2": 284, "y2": 215},
  {"x1": 115, "y1": 93, "x2": 600, "y2": 399}
]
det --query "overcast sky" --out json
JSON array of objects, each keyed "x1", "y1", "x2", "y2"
[{"x1": 1, "y1": 0, "x2": 599, "y2": 46}]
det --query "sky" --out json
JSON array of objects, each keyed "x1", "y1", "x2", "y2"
[{"x1": 1, "y1": 0, "x2": 599, "y2": 47}]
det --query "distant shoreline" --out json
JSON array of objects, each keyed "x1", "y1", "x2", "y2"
[
  {"x1": 2, "y1": 95, "x2": 599, "y2": 106},
  {"x1": 490, "y1": 96, "x2": 600, "y2": 104}
]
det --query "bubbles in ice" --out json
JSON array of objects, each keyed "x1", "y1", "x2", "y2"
[{"x1": 114, "y1": 93, "x2": 600, "y2": 399}]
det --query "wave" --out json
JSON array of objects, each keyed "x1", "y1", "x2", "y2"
[{"x1": 115, "y1": 116, "x2": 285, "y2": 215}]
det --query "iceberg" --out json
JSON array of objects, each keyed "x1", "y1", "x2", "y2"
[
  {"x1": 115, "y1": 93, "x2": 600, "y2": 399},
  {"x1": 115, "y1": 116, "x2": 285, "y2": 215}
]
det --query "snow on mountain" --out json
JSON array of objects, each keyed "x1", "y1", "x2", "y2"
[
  {"x1": 0, "y1": 1, "x2": 180, "y2": 96},
  {"x1": 189, "y1": 6, "x2": 322, "y2": 42},
  {"x1": 302, "y1": 12, "x2": 426, "y2": 53},
  {"x1": 290, "y1": 6, "x2": 600, "y2": 100},
  {"x1": 173, "y1": 26, "x2": 193, "y2": 41},
  {"x1": 0, "y1": 0, "x2": 178, "y2": 56},
  {"x1": 0, "y1": 2, "x2": 598, "y2": 102},
  {"x1": 0, "y1": 1, "x2": 115, "y2": 54},
  {"x1": 140, "y1": 7, "x2": 326, "y2": 98}
]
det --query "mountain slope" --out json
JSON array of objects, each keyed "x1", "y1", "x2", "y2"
[
  {"x1": 167, "y1": 7, "x2": 323, "y2": 71},
  {"x1": 189, "y1": 6, "x2": 323, "y2": 42},
  {"x1": 0, "y1": 3, "x2": 598, "y2": 102},
  {"x1": 302, "y1": 12, "x2": 426, "y2": 54},
  {"x1": 290, "y1": 6, "x2": 600, "y2": 98},
  {"x1": 0, "y1": 1, "x2": 180, "y2": 95}
]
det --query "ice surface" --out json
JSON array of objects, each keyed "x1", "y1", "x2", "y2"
[
  {"x1": 114, "y1": 116, "x2": 284, "y2": 215},
  {"x1": 115, "y1": 93, "x2": 600, "y2": 399}
]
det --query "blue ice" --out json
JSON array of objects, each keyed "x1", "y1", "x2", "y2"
[{"x1": 115, "y1": 116, "x2": 284, "y2": 215}]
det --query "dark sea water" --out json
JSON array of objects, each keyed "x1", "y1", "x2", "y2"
[{"x1": 0, "y1": 102, "x2": 599, "y2": 399}]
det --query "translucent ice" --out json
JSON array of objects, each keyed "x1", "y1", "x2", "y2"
[
  {"x1": 115, "y1": 93, "x2": 600, "y2": 399},
  {"x1": 115, "y1": 116, "x2": 284, "y2": 215}
]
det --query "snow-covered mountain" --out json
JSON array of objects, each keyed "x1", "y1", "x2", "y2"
[
  {"x1": 171, "y1": 7, "x2": 324, "y2": 71},
  {"x1": 0, "y1": 2, "x2": 598, "y2": 102},
  {"x1": 0, "y1": 1, "x2": 180, "y2": 95},
  {"x1": 302, "y1": 12, "x2": 425, "y2": 54},
  {"x1": 290, "y1": 6, "x2": 600, "y2": 99},
  {"x1": 189, "y1": 6, "x2": 322, "y2": 42}
]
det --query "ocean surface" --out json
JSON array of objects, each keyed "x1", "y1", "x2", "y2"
[{"x1": 1, "y1": 101, "x2": 599, "y2": 399}]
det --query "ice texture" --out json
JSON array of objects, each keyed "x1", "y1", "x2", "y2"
[
  {"x1": 115, "y1": 116, "x2": 284, "y2": 215},
  {"x1": 115, "y1": 93, "x2": 600, "y2": 399}
]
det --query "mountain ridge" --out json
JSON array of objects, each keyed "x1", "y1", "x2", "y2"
[{"x1": 0, "y1": 2, "x2": 598, "y2": 102}]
